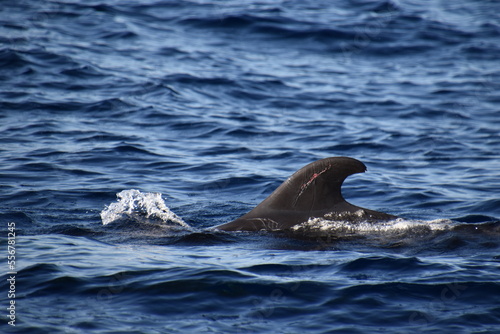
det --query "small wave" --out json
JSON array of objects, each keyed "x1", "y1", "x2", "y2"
[
  {"x1": 60, "y1": 65, "x2": 105, "y2": 79},
  {"x1": 178, "y1": 14, "x2": 279, "y2": 30},
  {"x1": 100, "y1": 189, "x2": 190, "y2": 229},
  {"x1": 0, "y1": 98, "x2": 132, "y2": 113},
  {"x1": 163, "y1": 73, "x2": 237, "y2": 87}
]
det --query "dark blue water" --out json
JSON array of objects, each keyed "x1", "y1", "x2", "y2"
[{"x1": 1, "y1": 0, "x2": 500, "y2": 333}]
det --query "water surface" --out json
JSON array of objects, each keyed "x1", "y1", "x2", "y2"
[{"x1": 1, "y1": 0, "x2": 499, "y2": 333}]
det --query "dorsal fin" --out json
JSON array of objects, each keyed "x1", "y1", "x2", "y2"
[
  {"x1": 260, "y1": 156, "x2": 366, "y2": 212},
  {"x1": 215, "y1": 157, "x2": 396, "y2": 231}
]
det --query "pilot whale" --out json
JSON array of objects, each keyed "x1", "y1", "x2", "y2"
[{"x1": 215, "y1": 157, "x2": 397, "y2": 231}]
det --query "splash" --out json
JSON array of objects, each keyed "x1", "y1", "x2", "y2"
[{"x1": 101, "y1": 189, "x2": 191, "y2": 229}]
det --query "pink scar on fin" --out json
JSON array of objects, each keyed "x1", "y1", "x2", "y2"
[{"x1": 302, "y1": 165, "x2": 331, "y2": 190}]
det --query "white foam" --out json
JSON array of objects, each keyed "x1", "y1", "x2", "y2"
[
  {"x1": 100, "y1": 189, "x2": 190, "y2": 228},
  {"x1": 291, "y1": 217, "x2": 453, "y2": 235}
]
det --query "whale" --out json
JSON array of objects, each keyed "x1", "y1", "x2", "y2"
[{"x1": 215, "y1": 157, "x2": 397, "y2": 231}]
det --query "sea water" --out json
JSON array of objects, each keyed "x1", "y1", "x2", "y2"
[{"x1": 1, "y1": 1, "x2": 499, "y2": 333}]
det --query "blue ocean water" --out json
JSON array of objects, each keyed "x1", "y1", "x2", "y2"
[{"x1": 1, "y1": 0, "x2": 500, "y2": 333}]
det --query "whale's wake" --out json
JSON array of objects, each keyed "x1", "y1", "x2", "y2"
[
  {"x1": 101, "y1": 190, "x2": 452, "y2": 237},
  {"x1": 291, "y1": 217, "x2": 453, "y2": 236}
]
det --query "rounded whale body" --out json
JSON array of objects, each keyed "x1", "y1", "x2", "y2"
[{"x1": 215, "y1": 157, "x2": 397, "y2": 231}]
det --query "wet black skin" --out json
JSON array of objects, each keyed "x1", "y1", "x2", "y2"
[{"x1": 215, "y1": 157, "x2": 397, "y2": 232}]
